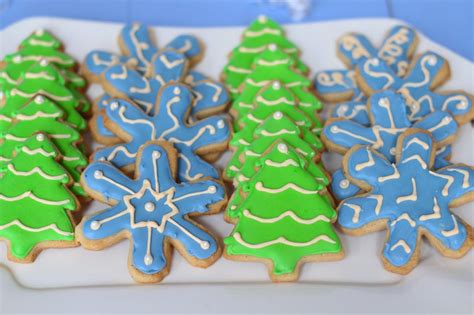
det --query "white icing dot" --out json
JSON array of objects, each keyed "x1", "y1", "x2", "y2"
[
  {"x1": 258, "y1": 15, "x2": 267, "y2": 23},
  {"x1": 268, "y1": 43, "x2": 277, "y2": 51},
  {"x1": 378, "y1": 97, "x2": 389, "y2": 107},
  {"x1": 410, "y1": 103, "x2": 419, "y2": 111},
  {"x1": 145, "y1": 202, "x2": 155, "y2": 212},
  {"x1": 390, "y1": 147, "x2": 396, "y2": 155},
  {"x1": 36, "y1": 134, "x2": 45, "y2": 141},
  {"x1": 330, "y1": 126, "x2": 339, "y2": 133},
  {"x1": 370, "y1": 58, "x2": 379, "y2": 66},
  {"x1": 152, "y1": 151, "x2": 161, "y2": 158},
  {"x1": 272, "y1": 81, "x2": 281, "y2": 90},
  {"x1": 277, "y1": 143, "x2": 288, "y2": 153},
  {"x1": 34, "y1": 95, "x2": 45, "y2": 104},
  {"x1": 13, "y1": 55, "x2": 22, "y2": 63},
  {"x1": 339, "y1": 179, "x2": 350, "y2": 189},
  {"x1": 0, "y1": 91, "x2": 4, "y2": 100},
  {"x1": 427, "y1": 55, "x2": 437, "y2": 66},
  {"x1": 35, "y1": 29, "x2": 45, "y2": 36},
  {"x1": 173, "y1": 87, "x2": 180, "y2": 95},
  {"x1": 208, "y1": 185, "x2": 217, "y2": 193},
  {"x1": 39, "y1": 59, "x2": 49, "y2": 67},
  {"x1": 110, "y1": 101, "x2": 119, "y2": 110},
  {"x1": 144, "y1": 254, "x2": 153, "y2": 266},
  {"x1": 90, "y1": 221, "x2": 101, "y2": 230},
  {"x1": 457, "y1": 100, "x2": 467, "y2": 110},
  {"x1": 94, "y1": 170, "x2": 104, "y2": 179},
  {"x1": 273, "y1": 111, "x2": 283, "y2": 119},
  {"x1": 217, "y1": 119, "x2": 225, "y2": 129},
  {"x1": 337, "y1": 104, "x2": 348, "y2": 115},
  {"x1": 200, "y1": 241, "x2": 210, "y2": 250}
]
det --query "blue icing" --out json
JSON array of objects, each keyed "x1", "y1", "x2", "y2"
[
  {"x1": 84, "y1": 50, "x2": 135, "y2": 78},
  {"x1": 92, "y1": 84, "x2": 230, "y2": 181},
  {"x1": 357, "y1": 51, "x2": 446, "y2": 93},
  {"x1": 325, "y1": 91, "x2": 458, "y2": 201},
  {"x1": 338, "y1": 131, "x2": 473, "y2": 270},
  {"x1": 94, "y1": 94, "x2": 117, "y2": 139},
  {"x1": 314, "y1": 25, "x2": 417, "y2": 100},
  {"x1": 330, "y1": 168, "x2": 361, "y2": 201},
  {"x1": 330, "y1": 100, "x2": 370, "y2": 126},
  {"x1": 120, "y1": 24, "x2": 157, "y2": 72},
  {"x1": 82, "y1": 142, "x2": 225, "y2": 276},
  {"x1": 434, "y1": 144, "x2": 452, "y2": 169},
  {"x1": 165, "y1": 35, "x2": 202, "y2": 60}
]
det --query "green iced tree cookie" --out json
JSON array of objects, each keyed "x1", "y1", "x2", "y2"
[
  {"x1": 224, "y1": 142, "x2": 343, "y2": 281},
  {"x1": 20, "y1": 29, "x2": 63, "y2": 50},
  {"x1": 222, "y1": 15, "x2": 308, "y2": 98},
  {"x1": 226, "y1": 140, "x2": 331, "y2": 221},
  {"x1": 0, "y1": 96, "x2": 88, "y2": 196},
  {"x1": 230, "y1": 46, "x2": 321, "y2": 123},
  {"x1": 0, "y1": 72, "x2": 87, "y2": 131},
  {"x1": 225, "y1": 112, "x2": 323, "y2": 181},
  {"x1": 0, "y1": 133, "x2": 77, "y2": 262}
]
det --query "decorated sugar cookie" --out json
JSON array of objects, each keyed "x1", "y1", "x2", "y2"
[
  {"x1": 314, "y1": 25, "x2": 418, "y2": 103},
  {"x1": 226, "y1": 140, "x2": 331, "y2": 222},
  {"x1": 91, "y1": 49, "x2": 228, "y2": 144},
  {"x1": 78, "y1": 141, "x2": 226, "y2": 283},
  {"x1": 83, "y1": 23, "x2": 203, "y2": 82},
  {"x1": 19, "y1": 29, "x2": 63, "y2": 50},
  {"x1": 225, "y1": 142, "x2": 343, "y2": 282},
  {"x1": 231, "y1": 46, "x2": 321, "y2": 127},
  {"x1": 235, "y1": 81, "x2": 322, "y2": 134},
  {"x1": 225, "y1": 112, "x2": 323, "y2": 182},
  {"x1": 323, "y1": 91, "x2": 458, "y2": 201},
  {"x1": 222, "y1": 15, "x2": 308, "y2": 98},
  {"x1": 93, "y1": 84, "x2": 230, "y2": 182},
  {"x1": 0, "y1": 133, "x2": 78, "y2": 262},
  {"x1": 0, "y1": 96, "x2": 88, "y2": 196},
  {"x1": 355, "y1": 51, "x2": 474, "y2": 124},
  {"x1": 338, "y1": 129, "x2": 474, "y2": 274},
  {"x1": 0, "y1": 73, "x2": 87, "y2": 132}
]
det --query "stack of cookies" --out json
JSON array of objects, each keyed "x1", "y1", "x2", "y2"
[
  {"x1": 221, "y1": 16, "x2": 344, "y2": 282},
  {"x1": 314, "y1": 25, "x2": 474, "y2": 274},
  {"x1": 0, "y1": 30, "x2": 90, "y2": 262},
  {"x1": 76, "y1": 24, "x2": 232, "y2": 283}
]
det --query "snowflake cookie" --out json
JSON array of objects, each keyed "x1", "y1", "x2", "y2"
[
  {"x1": 323, "y1": 90, "x2": 458, "y2": 200},
  {"x1": 314, "y1": 25, "x2": 418, "y2": 103},
  {"x1": 338, "y1": 129, "x2": 474, "y2": 274},
  {"x1": 78, "y1": 141, "x2": 226, "y2": 283},
  {"x1": 83, "y1": 23, "x2": 202, "y2": 82},
  {"x1": 355, "y1": 51, "x2": 473, "y2": 124},
  {"x1": 93, "y1": 84, "x2": 231, "y2": 182}
]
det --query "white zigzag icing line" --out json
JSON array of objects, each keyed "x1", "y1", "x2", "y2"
[{"x1": 233, "y1": 232, "x2": 336, "y2": 249}]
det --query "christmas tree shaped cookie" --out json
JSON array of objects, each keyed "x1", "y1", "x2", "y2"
[
  {"x1": 0, "y1": 133, "x2": 78, "y2": 262},
  {"x1": 222, "y1": 15, "x2": 308, "y2": 98},
  {"x1": 231, "y1": 46, "x2": 321, "y2": 124},
  {"x1": 226, "y1": 140, "x2": 331, "y2": 221},
  {"x1": 0, "y1": 96, "x2": 88, "y2": 196},
  {"x1": 224, "y1": 142, "x2": 343, "y2": 282},
  {"x1": 0, "y1": 73, "x2": 87, "y2": 131},
  {"x1": 19, "y1": 29, "x2": 63, "y2": 50},
  {"x1": 235, "y1": 81, "x2": 322, "y2": 134},
  {"x1": 225, "y1": 112, "x2": 323, "y2": 181}
]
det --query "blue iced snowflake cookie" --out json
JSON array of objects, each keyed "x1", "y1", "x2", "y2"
[
  {"x1": 78, "y1": 141, "x2": 226, "y2": 283},
  {"x1": 93, "y1": 84, "x2": 231, "y2": 182},
  {"x1": 338, "y1": 130, "x2": 474, "y2": 274}
]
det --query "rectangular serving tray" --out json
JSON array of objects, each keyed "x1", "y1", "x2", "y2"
[{"x1": 0, "y1": 17, "x2": 472, "y2": 313}]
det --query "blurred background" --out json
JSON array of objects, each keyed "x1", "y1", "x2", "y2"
[{"x1": 0, "y1": 0, "x2": 472, "y2": 60}]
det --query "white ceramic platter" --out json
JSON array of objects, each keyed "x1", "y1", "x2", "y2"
[{"x1": 0, "y1": 17, "x2": 472, "y2": 313}]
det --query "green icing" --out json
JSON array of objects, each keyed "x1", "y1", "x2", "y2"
[
  {"x1": 225, "y1": 114, "x2": 323, "y2": 180},
  {"x1": 0, "y1": 134, "x2": 77, "y2": 260},
  {"x1": 0, "y1": 97, "x2": 88, "y2": 196},
  {"x1": 0, "y1": 73, "x2": 86, "y2": 131},
  {"x1": 224, "y1": 143, "x2": 342, "y2": 277},
  {"x1": 4, "y1": 46, "x2": 75, "y2": 69},
  {"x1": 230, "y1": 47, "x2": 321, "y2": 123},
  {"x1": 20, "y1": 29, "x2": 63, "y2": 50},
  {"x1": 223, "y1": 16, "x2": 308, "y2": 98}
]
